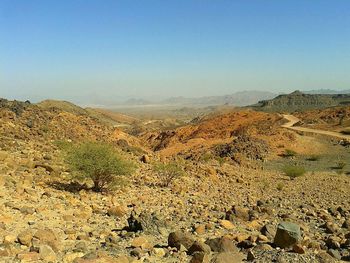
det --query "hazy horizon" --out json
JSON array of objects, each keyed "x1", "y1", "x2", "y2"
[{"x1": 1, "y1": 1, "x2": 350, "y2": 104}]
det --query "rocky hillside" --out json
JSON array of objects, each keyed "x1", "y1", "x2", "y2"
[
  {"x1": 254, "y1": 90, "x2": 350, "y2": 112},
  {"x1": 142, "y1": 110, "x2": 294, "y2": 161},
  {"x1": 1, "y1": 98, "x2": 350, "y2": 262},
  {"x1": 296, "y1": 106, "x2": 350, "y2": 131},
  {"x1": 37, "y1": 99, "x2": 139, "y2": 128}
]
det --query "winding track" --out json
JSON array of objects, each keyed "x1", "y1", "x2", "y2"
[{"x1": 282, "y1": 114, "x2": 350, "y2": 140}]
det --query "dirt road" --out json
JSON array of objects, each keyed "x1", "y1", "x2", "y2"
[{"x1": 282, "y1": 114, "x2": 350, "y2": 140}]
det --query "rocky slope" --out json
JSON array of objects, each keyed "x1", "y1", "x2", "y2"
[
  {"x1": 296, "y1": 106, "x2": 350, "y2": 131},
  {"x1": 142, "y1": 109, "x2": 295, "y2": 160},
  {"x1": 1, "y1": 98, "x2": 350, "y2": 262}
]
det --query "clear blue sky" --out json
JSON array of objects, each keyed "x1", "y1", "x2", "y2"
[{"x1": 1, "y1": 0, "x2": 350, "y2": 104}]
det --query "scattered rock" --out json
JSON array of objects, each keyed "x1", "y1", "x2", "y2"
[
  {"x1": 205, "y1": 237, "x2": 238, "y2": 253},
  {"x1": 39, "y1": 245, "x2": 57, "y2": 261},
  {"x1": 140, "y1": 155, "x2": 150, "y2": 163},
  {"x1": 273, "y1": 222, "x2": 301, "y2": 248},
  {"x1": 188, "y1": 241, "x2": 211, "y2": 255},
  {"x1": 190, "y1": 251, "x2": 211, "y2": 263},
  {"x1": 107, "y1": 206, "x2": 127, "y2": 218},
  {"x1": 168, "y1": 231, "x2": 194, "y2": 250},
  {"x1": 17, "y1": 230, "x2": 33, "y2": 247},
  {"x1": 220, "y1": 220, "x2": 235, "y2": 230}
]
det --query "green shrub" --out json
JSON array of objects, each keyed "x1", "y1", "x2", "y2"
[
  {"x1": 153, "y1": 162, "x2": 185, "y2": 187},
  {"x1": 283, "y1": 149, "x2": 297, "y2": 158},
  {"x1": 64, "y1": 141, "x2": 135, "y2": 192},
  {"x1": 282, "y1": 165, "x2": 306, "y2": 179}
]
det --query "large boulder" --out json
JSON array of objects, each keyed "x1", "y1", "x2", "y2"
[
  {"x1": 225, "y1": 206, "x2": 250, "y2": 222},
  {"x1": 188, "y1": 241, "x2": 211, "y2": 255},
  {"x1": 190, "y1": 252, "x2": 211, "y2": 263},
  {"x1": 273, "y1": 222, "x2": 301, "y2": 248},
  {"x1": 127, "y1": 210, "x2": 167, "y2": 235},
  {"x1": 205, "y1": 237, "x2": 238, "y2": 253},
  {"x1": 168, "y1": 231, "x2": 194, "y2": 250}
]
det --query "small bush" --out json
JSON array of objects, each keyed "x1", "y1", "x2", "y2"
[
  {"x1": 307, "y1": 155, "x2": 320, "y2": 161},
  {"x1": 153, "y1": 162, "x2": 185, "y2": 187},
  {"x1": 335, "y1": 161, "x2": 346, "y2": 170},
  {"x1": 282, "y1": 165, "x2": 306, "y2": 179},
  {"x1": 282, "y1": 149, "x2": 297, "y2": 158},
  {"x1": 64, "y1": 141, "x2": 135, "y2": 192}
]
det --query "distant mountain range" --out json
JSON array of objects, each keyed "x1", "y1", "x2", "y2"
[
  {"x1": 117, "y1": 91, "x2": 277, "y2": 107},
  {"x1": 111, "y1": 89, "x2": 350, "y2": 108}
]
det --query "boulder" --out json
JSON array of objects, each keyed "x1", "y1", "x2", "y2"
[
  {"x1": 260, "y1": 224, "x2": 276, "y2": 241},
  {"x1": 17, "y1": 230, "x2": 33, "y2": 247},
  {"x1": 226, "y1": 206, "x2": 250, "y2": 222},
  {"x1": 205, "y1": 237, "x2": 238, "y2": 253},
  {"x1": 220, "y1": 220, "x2": 235, "y2": 230},
  {"x1": 273, "y1": 222, "x2": 301, "y2": 248},
  {"x1": 39, "y1": 245, "x2": 56, "y2": 261},
  {"x1": 190, "y1": 251, "x2": 211, "y2": 263},
  {"x1": 130, "y1": 236, "x2": 152, "y2": 250},
  {"x1": 188, "y1": 241, "x2": 211, "y2": 255},
  {"x1": 127, "y1": 210, "x2": 167, "y2": 235},
  {"x1": 168, "y1": 231, "x2": 194, "y2": 250},
  {"x1": 328, "y1": 249, "x2": 341, "y2": 260}
]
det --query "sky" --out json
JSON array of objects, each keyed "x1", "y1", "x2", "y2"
[{"x1": 1, "y1": 0, "x2": 350, "y2": 104}]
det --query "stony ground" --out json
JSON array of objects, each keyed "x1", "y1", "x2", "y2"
[
  {"x1": 1, "y1": 136, "x2": 350, "y2": 262},
  {"x1": 1, "y1": 99, "x2": 350, "y2": 262}
]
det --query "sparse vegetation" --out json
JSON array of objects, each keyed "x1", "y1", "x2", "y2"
[
  {"x1": 334, "y1": 161, "x2": 346, "y2": 170},
  {"x1": 200, "y1": 152, "x2": 213, "y2": 163},
  {"x1": 307, "y1": 155, "x2": 320, "y2": 161},
  {"x1": 282, "y1": 165, "x2": 306, "y2": 179},
  {"x1": 282, "y1": 149, "x2": 297, "y2": 158},
  {"x1": 153, "y1": 161, "x2": 185, "y2": 187},
  {"x1": 53, "y1": 139, "x2": 72, "y2": 151},
  {"x1": 215, "y1": 156, "x2": 226, "y2": 166},
  {"x1": 64, "y1": 141, "x2": 135, "y2": 192}
]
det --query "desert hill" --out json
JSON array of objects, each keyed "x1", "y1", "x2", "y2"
[
  {"x1": 37, "y1": 99, "x2": 139, "y2": 128},
  {"x1": 142, "y1": 109, "x2": 299, "y2": 161},
  {"x1": 37, "y1": 100, "x2": 88, "y2": 116},
  {"x1": 296, "y1": 106, "x2": 350, "y2": 131},
  {"x1": 253, "y1": 90, "x2": 350, "y2": 112}
]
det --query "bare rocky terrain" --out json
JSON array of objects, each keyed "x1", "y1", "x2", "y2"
[
  {"x1": 0, "y1": 98, "x2": 350, "y2": 262},
  {"x1": 253, "y1": 91, "x2": 350, "y2": 112}
]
